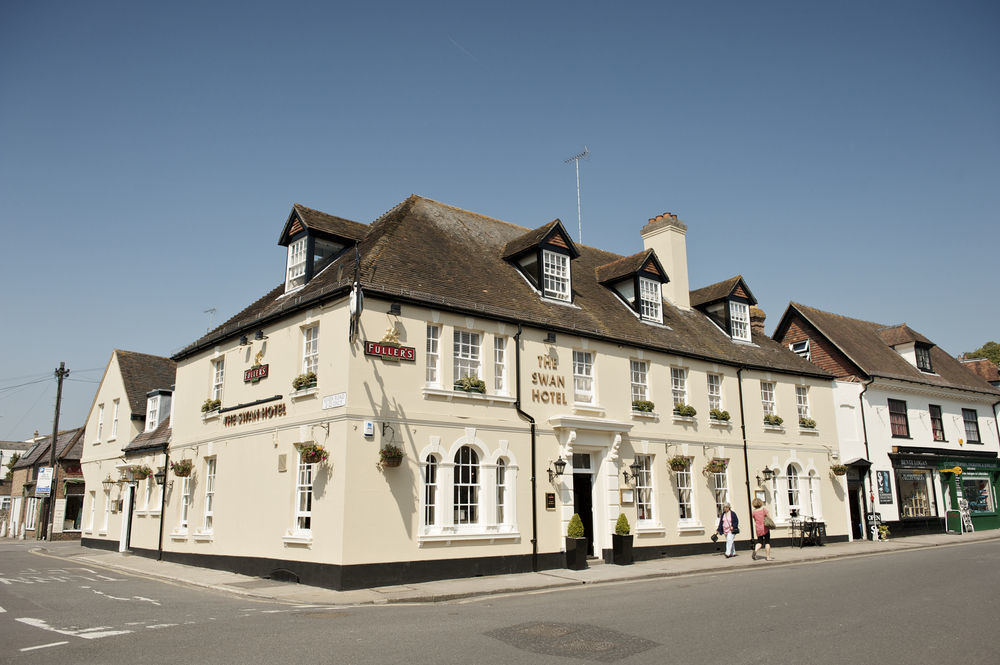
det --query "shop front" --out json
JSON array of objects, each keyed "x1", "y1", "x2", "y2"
[{"x1": 937, "y1": 456, "x2": 1000, "y2": 533}]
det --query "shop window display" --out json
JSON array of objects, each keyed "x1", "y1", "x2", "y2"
[
  {"x1": 962, "y1": 477, "x2": 995, "y2": 514},
  {"x1": 895, "y1": 469, "x2": 936, "y2": 518}
]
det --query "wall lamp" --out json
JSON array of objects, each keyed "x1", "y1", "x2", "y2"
[
  {"x1": 153, "y1": 469, "x2": 166, "y2": 486},
  {"x1": 254, "y1": 330, "x2": 268, "y2": 341},
  {"x1": 239, "y1": 335, "x2": 250, "y2": 346},
  {"x1": 622, "y1": 460, "x2": 642, "y2": 485},
  {"x1": 547, "y1": 457, "x2": 568, "y2": 482},
  {"x1": 388, "y1": 303, "x2": 401, "y2": 315},
  {"x1": 101, "y1": 474, "x2": 115, "y2": 491},
  {"x1": 756, "y1": 465, "x2": 774, "y2": 486},
  {"x1": 544, "y1": 332, "x2": 557, "y2": 343}
]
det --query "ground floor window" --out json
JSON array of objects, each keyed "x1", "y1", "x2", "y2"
[
  {"x1": 896, "y1": 469, "x2": 936, "y2": 518},
  {"x1": 635, "y1": 455, "x2": 654, "y2": 522},
  {"x1": 24, "y1": 497, "x2": 38, "y2": 530},
  {"x1": 676, "y1": 467, "x2": 693, "y2": 519},
  {"x1": 712, "y1": 471, "x2": 728, "y2": 517},
  {"x1": 295, "y1": 456, "x2": 313, "y2": 533},
  {"x1": 962, "y1": 476, "x2": 995, "y2": 514}
]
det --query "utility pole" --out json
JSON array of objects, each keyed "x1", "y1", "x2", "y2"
[{"x1": 39, "y1": 362, "x2": 69, "y2": 540}]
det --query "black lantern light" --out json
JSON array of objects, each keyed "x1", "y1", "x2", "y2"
[
  {"x1": 623, "y1": 460, "x2": 643, "y2": 484},
  {"x1": 548, "y1": 457, "x2": 568, "y2": 482},
  {"x1": 756, "y1": 465, "x2": 775, "y2": 486}
]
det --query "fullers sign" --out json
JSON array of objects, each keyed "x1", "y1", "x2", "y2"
[
  {"x1": 364, "y1": 341, "x2": 416, "y2": 362},
  {"x1": 244, "y1": 364, "x2": 269, "y2": 383}
]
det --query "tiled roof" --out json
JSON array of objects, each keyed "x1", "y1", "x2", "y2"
[
  {"x1": 785, "y1": 303, "x2": 1000, "y2": 396},
  {"x1": 878, "y1": 324, "x2": 934, "y2": 347},
  {"x1": 124, "y1": 417, "x2": 170, "y2": 454},
  {"x1": 961, "y1": 358, "x2": 1000, "y2": 384},
  {"x1": 116, "y1": 350, "x2": 176, "y2": 415},
  {"x1": 595, "y1": 250, "x2": 658, "y2": 284},
  {"x1": 502, "y1": 219, "x2": 565, "y2": 259},
  {"x1": 175, "y1": 196, "x2": 829, "y2": 377},
  {"x1": 12, "y1": 428, "x2": 84, "y2": 469},
  {"x1": 289, "y1": 204, "x2": 368, "y2": 242},
  {"x1": 690, "y1": 275, "x2": 756, "y2": 308},
  {"x1": 0, "y1": 441, "x2": 34, "y2": 452}
]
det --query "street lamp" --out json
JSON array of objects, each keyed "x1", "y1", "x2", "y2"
[{"x1": 101, "y1": 475, "x2": 115, "y2": 491}]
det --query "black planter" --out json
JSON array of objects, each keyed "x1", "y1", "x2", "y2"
[
  {"x1": 612, "y1": 533, "x2": 634, "y2": 565},
  {"x1": 565, "y1": 537, "x2": 588, "y2": 570}
]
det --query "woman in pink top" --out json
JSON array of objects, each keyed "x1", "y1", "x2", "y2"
[{"x1": 752, "y1": 497, "x2": 773, "y2": 561}]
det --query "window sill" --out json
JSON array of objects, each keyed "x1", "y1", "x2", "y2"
[
  {"x1": 418, "y1": 529, "x2": 520, "y2": 545},
  {"x1": 631, "y1": 410, "x2": 658, "y2": 420},
  {"x1": 573, "y1": 403, "x2": 605, "y2": 417},
  {"x1": 634, "y1": 524, "x2": 665, "y2": 535},
  {"x1": 170, "y1": 530, "x2": 188, "y2": 541},
  {"x1": 709, "y1": 419, "x2": 732, "y2": 428},
  {"x1": 798, "y1": 427, "x2": 819, "y2": 435},
  {"x1": 290, "y1": 386, "x2": 319, "y2": 399},
  {"x1": 283, "y1": 532, "x2": 313, "y2": 546},
  {"x1": 672, "y1": 415, "x2": 696, "y2": 424},
  {"x1": 676, "y1": 522, "x2": 705, "y2": 534},
  {"x1": 107, "y1": 437, "x2": 116, "y2": 443},
  {"x1": 192, "y1": 531, "x2": 214, "y2": 542},
  {"x1": 422, "y1": 387, "x2": 517, "y2": 404},
  {"x1": 202, "y1": 410, "x2": 220, "y2": 422},
  {"x1": 763, "y1": 424, "x2": 785, "y2": 432}
]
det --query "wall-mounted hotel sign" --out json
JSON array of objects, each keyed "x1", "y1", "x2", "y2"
[
  {"x1": 244, "y1": 364, "x2": 269, "y2": 383},
  {"x1": 364, "y1": 341, "x2": 416, "y2": 362},
  {"x1": 223, "y1": 402, "x2": 287, "y2": 427}
]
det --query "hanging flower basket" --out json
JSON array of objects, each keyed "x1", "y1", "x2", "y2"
[
  {"x1": 377, "y1": 445, "x2": 404, "y2": 470},
  {"x1": 831, "y1": 464, "x2": 848, "y2": 476},
  {"x1": 299, "y1": 443, "x2": 328, "y2": 465},
  {"x1": 131, "y1": 465, "x2": 153, "y2": 481},
  {"x1": 667, "y1": 456, "x2": 690, "y2": 471},
  {"x1": 703, "y1": 458, "x2": 729, "y2": 475},
  {"x1": 170, "y1": 459, "x2": 193, "y2": 477}
]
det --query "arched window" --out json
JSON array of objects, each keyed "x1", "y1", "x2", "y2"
[
  {"x1": 424, "y1": 455, "x2": 439, "y2": 526},
  {"x1": 496, "y1": 459, "x2": 507, "y2": 524},
  {"x1": 787, "y1": 464, "x2": 801, "y2": 517},
  {"x1": 454, "y1": 446, "x2": 480, "y2": 525}
]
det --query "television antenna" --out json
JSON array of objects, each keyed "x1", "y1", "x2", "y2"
[
  {"x1": 563, "y1": 146, "x2": 590, "y2": 243},
  {"x1": 204, "y1": 307, "x2": 217, "y2": 332}
]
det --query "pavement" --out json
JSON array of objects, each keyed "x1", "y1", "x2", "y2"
[{"x1": 30, "y1": 529, "x2": 1000, "y2": 608}]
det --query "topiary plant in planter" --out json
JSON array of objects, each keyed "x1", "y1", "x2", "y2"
[
  {"x1": 201, "y1": 398, "x2": 221, "y2": 413},
  {"x1": 632, "y1": 400, "x2": 655, "y2": 413},
  {"x1": 710, "y1": 408, "x2": 731, "y2": 422},
  {"x1": 673, "y1": 404, "x2": 697, "y2": 417},
  {"x1": 612, "y1": 513, "x2": 633, "y2": 565},
  {"x1": 565, "y1": 513, "x2": 588, "y2": 570}
]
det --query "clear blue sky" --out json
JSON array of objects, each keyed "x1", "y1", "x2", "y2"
[{"x1": 2, "y1": 1, "x2": 998, "y2": 441}]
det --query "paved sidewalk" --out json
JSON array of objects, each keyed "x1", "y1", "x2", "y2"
[{"x1": 32, "y1": 530, "x2": 1000, "y2": 607}]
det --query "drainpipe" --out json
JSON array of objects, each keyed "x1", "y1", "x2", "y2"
[
  {"x1": 157, "y1": 448, "x2": 169, "y2": 561},
  {"x1": 736, "y1": 367, "x2": 754, "y2": 544},
  {"x1": 858, "y1": 379, "x2": 874, "y2": 539},
  {"x1": 513, "y1": 324, "x2": 539, "y2": 572}
]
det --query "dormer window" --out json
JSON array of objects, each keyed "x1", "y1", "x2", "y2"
[
  {"x1": 503, "y1": 219, "x2": 580, "y2": 304},
  {"x1": 278, "y1": 204, "x2": 367, "y2": 295},
  {"x1": 730, "y1": 301, "x2": 751, "y2": 341},
  {"x1": 286, "y1": 238, "x2": 307, "y2": 291},
  {"x1": 638, "y1": 277, "x2": 662, "y2": 322},
  {"x1": 542, "y1": 250, "x2": 571, "y2": 301},
  {"x1": 915, "y1": 344, "x2": 933, "y2": 372},
  {"x1": 146, "y1": 395, "x2": 160, "y2": 432},
  {"x1": 595, "y1": 249, "x2": 668, "y2": 324}
]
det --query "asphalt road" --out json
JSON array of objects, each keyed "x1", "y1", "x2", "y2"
[{"x1": 1, "y1": 539, "x2": 996, "y2": 664}]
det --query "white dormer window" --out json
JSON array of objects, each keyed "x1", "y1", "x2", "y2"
[
  {"x1": 286, "y1": 238, "x2": 307, "y2": 291},
  {"x1": 790, "y1": 339, "x2": 811, "y2": 360},
  {"x1": 638, "y1": 276, "x2": 662, "y2": 323},
  {"x1": 542, "y1": 250, "x2": 570, "y2": 301},
  {"x1": 146, "y1": 395, "x2": 160, "y2": 432},
  {"x1": 730, "y1": 301, "x2": 751, "y2": 341}
]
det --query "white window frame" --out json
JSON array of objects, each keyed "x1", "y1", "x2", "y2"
[
  {"x1": 178, "y1": 476, "x2": 191, "y2": 530},
  {"x1": 806, "y1": 470, "x2": 821, "y2": 518},
  {"x1": 453, "y1": 446, "x2": 480, "y2": 526},
  {"x1": 730, "y1": 301, "x2": 751, "y2": 341},
  {"x1": 713, "y1": 471, "x2": 729, "y2": 517},
  {"x1": 203, "y1": 458, "x2": 216, "y2": 532},
  {"x1": 761, "y1": 381, "x2": 776, "y2": 416},
  {"x1": 542, "y1": 249, "x2": 571, "y2": 301},
  {"x1": 786, "y1": 464, "x2": 801, "y2": 517},
  {"x1": 110, "y1": 399, "x2": 119, "y2": 439},
  {"x1": 143, "y1": 477, "x2": 153, "y2": 511},
  {"x1": 294, "y1": 454, "x2": 313, "y2": 535},
  {"x1": 453, "y1": 330, "x2": 482, "y2": 382},
  {"x1": 707, "y1": 374, "x2": 722, "y2": 412},
  {"x1": 145, "y1": 396, "x2": 159, "y2": 432},
  {"x1": 770, "y1": 475, "x2": 782, "y2": 520},
  {"x1": 636, "y1": 455, "x2": 654, "y2": 523},
  {"x1": 496, "y1": 458, "x2": 508, "y2": 525},
  {"x1": 573, "y1": 350, "x2": 595, "y2": 404},
  {"x1": 96, "y1": 404, "x2": 104, "y2": 442},
  {"x1": 424, "y1": 455, "x2": 439, "y2": 527},
  {"x1": 630, "y1": 360, "x2": 649, "y2": 404},
  {"x1": 426, "y1": 324, "x2": 441, "y2": 386},
  {"x1": 796, "y1": 386, "x2": 810, "y2": 419},
  {"x1": 302, "y1": 325, "x2": 319, "y2": 376},
  {"x1": 638, "y1": 276, "x2": 662, "y2": 323},
  {"x1": 671, "y1": 367, "x2": 688, "y2": 408},
  {"x1": 25, "y1": 497, "x2": 38, "y2": 531},
  {"x1": 676, "y1": 467, "x2": 694, "y2": 522},
  {"x1": 286, "y1": 237, "x2": 307, "y2": 291},
  {"x1": 87, "y1": 491, "x2": 96, "y2": 531},
  {"x1": 212, "y1": 357, "x2": 225, "y2": 402},
  {"x1": 494, "y1": 336, "x2": 507, "y2": 394},
  {"x1": 790, "y1": 339, "x2": 811, "y2": 360},
  {"x1": 102, "y1": 489, "x2": 111, "y2": 532}
]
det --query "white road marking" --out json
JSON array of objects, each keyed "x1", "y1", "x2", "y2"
[
  {"x1": 16, "y1": 617, "x2": 132, "y2": 640},
  {"x1": 146, "y1": 623, "x2": 178, "y2": 629},
  {"x1": 0, "y1": 606, "x2": 6, "y2": 613},
  {"x1": 20, "y1": 641, "x2": 68, "y2": 652}
]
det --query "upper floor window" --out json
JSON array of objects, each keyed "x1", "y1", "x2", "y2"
[
  {"x1": 286, "y1": 237, "x2": 307, "y2": 291},
  {"x1": 888, "y1": 399, "x2": 910, "y2": 438},
  {"x1": 426, "y1": 325, "x2": 441, "y2": 386},
  {"x1": 573, "y1": 351, "x2": 594, "y2": 404},
  {"x1": 302, "y1": 325, "x2": 319, "y2": 375},
  {"x1": 212, "y1": 357, "x2": 225, "y2": 402},
  {"x1": 707, "y1": 374, "x2": 722, "y2": 412},
  {"x1": 760, "y1": 382, "x2": 776, "y2": 416},
  {"x1": 542, "y1": 250, "x2": 571, "y2": 301},
  {"x1": 111, "y1": 399, "x2": 119, "y2": 439},
  {"x1": 494, "y1": 337, "x2": 507, "y2": 394},
  {"x1": 963, "y1": 409, "x2": 981, "y2": 443},
  {"x1": 790, "y1": 339, "x2": 810, "y2": 360},
  {"x1": 96, "y1": 404, "x2": 104, "y2": 441},
  {"x1": 795, "y1": 386, "x2": 810, "y2": 419},
  {"x1": 638, "y1": 277, "x2": 662, "y2": 323},
  {"x1": 630, "y1": 360, "x2": 649, "y2": 404},
  {"x1": 146, "y1": 396, "x2": 160, "y2": 432},
  {"x1": 929, "y1": 404, "x2": 945, "y2": 442},
  {"x1": 453, "y1": 330, "x2": 482, "y2": 382},
  {"x1": 671, "y1": 368, "x2": 688, "y2": 408},
  {"x1": 730, "y1": 301, "x2": 751, "y2": 341},
  {"x1": 915, "y1": 344, "x2": 933, "y2": 372}
]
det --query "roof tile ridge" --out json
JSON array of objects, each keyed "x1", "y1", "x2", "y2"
[
  {"x1": 412, "y1": 194, "x2": 535, "y2": 233},
  {"x1": 793, "y1": 302, "x2": 888, "y2": 330}
]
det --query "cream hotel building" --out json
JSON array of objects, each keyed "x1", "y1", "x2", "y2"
[{"x1": 80, "y1": 196, "x2": 848, "y2": 589}]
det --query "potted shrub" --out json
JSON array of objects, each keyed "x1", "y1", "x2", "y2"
[
  {"x1": 878, "y1": 524, "x2": 891, "y2": 541},
  {"x1": 292, "y1": 371, "x2": 317, "y2": 391},
  {"x1": 799, "y1": 417, "x2": 817, "y2": 429},
  {"x1": 130, "y1": 465, "x2": 153, "y2": 481},
  {"x1": 709, "y1": 408, "x2": 731, "y2": 422},
  {"x1": 299, "y1": 443, "x2": 328, "y2": 465},
  {"x1": 170, "y1": 459, "x2": 193, "y2": 478},
  {"x1": 763, "y1": 413, "x2": 784, "y2": 427},
  {"x1": 632, "y1": 400, "x2": 655, "y2": 413},
  {"x1": 831, "y1": 463, "x2": 848, "y2": 476},
  {"x1": 673, "y1": 404, "x2": 697, "y2": 417},
  {"x1": 453, "y1": 375, "x2": 486, "y2": 394},
  {"x1": 377, "y1": 444, "x2": 405, "y2": 470},
  {"x1": 612, "y1": 513, "x2": 633, "y2": 565},
  {"x1": 565, "y1": 513, "x2": 588, "y2": 570},
  {"x1": 667, "y1": 455, "x2": 690, "y2": 471},
  {"x1": 703, "y1": 458, "x2": 729, "y2": 475},
  {"x1": 201, "y1": 398, "x2": 221, "y2": 414}
]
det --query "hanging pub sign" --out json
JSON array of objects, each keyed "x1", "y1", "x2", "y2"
[{"x1": 365, "y1": 341, "x2": 416, "y2": 362}]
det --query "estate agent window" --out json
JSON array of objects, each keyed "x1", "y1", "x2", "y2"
[
  {"x1": 896, "y1": 469, "x2": 936, "y2": 518},
  {"x1": 962, "y1": 476, "x2": 995, "y2": 514},
  {"x1": 888, "y1": 399, "x2": 910, "y2": 438},
  {"x1": 962, "y1": 409, "x2": 981, "y2": 443}
]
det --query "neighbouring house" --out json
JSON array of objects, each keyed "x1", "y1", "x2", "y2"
[
  {"x1": 773, "y1": 304, "x2": 1000, "y2": 539},
  {"x1": 959, "y1": 356, "x2": 1000, "y2": 390},
  {"x1": 7, "y1": 428, "x2": 85, "y2": 540},
  {"x1": 83, "y1": 196, "x2": 847, "y2": 589},
  {"x1": 79, "y1": 350, "x2": 176, "y2": 552},
  {"x1": 2, "y1": 439, "x2": 34, "y2": 531}
]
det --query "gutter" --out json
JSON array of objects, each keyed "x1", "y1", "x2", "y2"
[{"x1": 513, "y1": 324, "x2": 539, "y2": 573}]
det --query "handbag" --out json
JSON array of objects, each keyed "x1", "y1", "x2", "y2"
[
  {"x1": 732, "y1": 526, "x2": 740, "y2": 535},
  {"x1": 710, "y1": 533, "x2": 719, "y2": 542},
  {"x1": 763, "y1": 514, "x2": 777, "y2": 530}
]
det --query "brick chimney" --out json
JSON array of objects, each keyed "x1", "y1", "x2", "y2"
[
  {"x1": 641, "y1": 212, "x2": 689, "y2": 310},
  {"x1": 750, "y1": 306, "x2": 766, "y2": 337}
]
